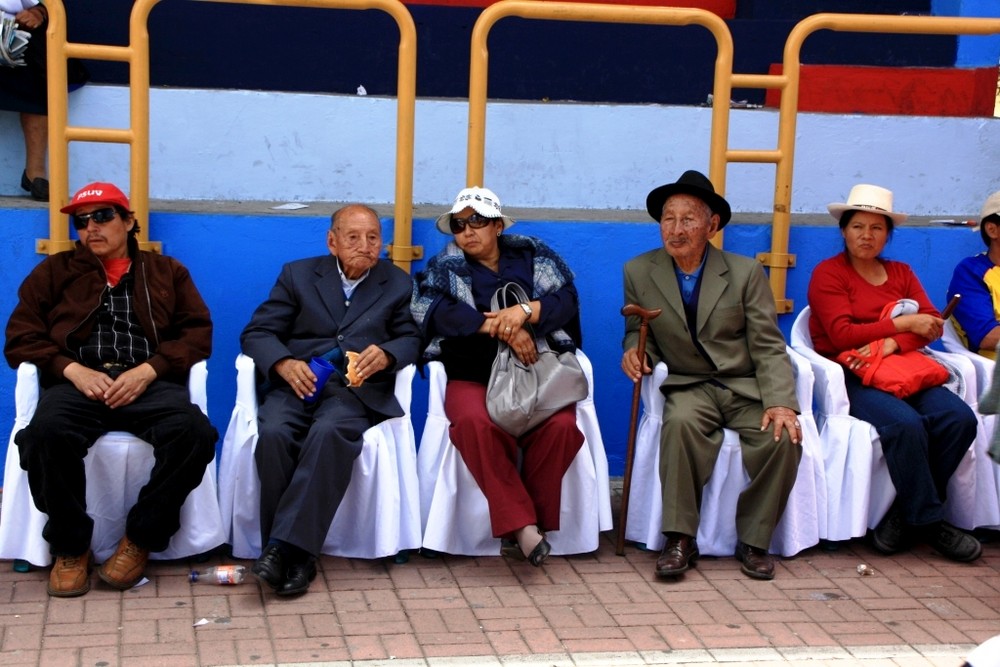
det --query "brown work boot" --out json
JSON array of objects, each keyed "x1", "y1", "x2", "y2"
[
  {"x1": 48, "y1": 551, "x2": 93, "y2": 597},
  {"x1": 98, "y1": 536, "x2": 149, "y2": 590}
]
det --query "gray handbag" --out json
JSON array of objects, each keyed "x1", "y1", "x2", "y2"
[{"x1": 486, "y1": 283, "x2": 589, "y2": 437}]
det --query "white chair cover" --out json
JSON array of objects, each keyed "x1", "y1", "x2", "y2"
[
  {"x1": 623, "y1": 349, "x2": 823, "y2": 558},
  {"x1": 0, "y1": 361, "x2": 225, "y2": 567},
  {"x1": 940, "y1": 319, "x2": 1000, "y2": 528},
  {"x1": 790, "y1": 307, "x2": 891, "y2": 539},
  {"x1": 790, "y1": 306, "x2": 997, "y2": 535},
  {"x1": 217, "y1": 354, "x2": 421, "y2": 560},
  {"x1": 418, "y1": 350, "x2": 613, "y2": 556}
]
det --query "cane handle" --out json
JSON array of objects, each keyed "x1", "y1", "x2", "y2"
[{"x1": 621, "y1": 305, "x2": 662, "y2": 322}]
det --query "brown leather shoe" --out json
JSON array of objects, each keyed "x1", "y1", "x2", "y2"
[
  {"x1": 655, "y1": 533, "x2": 698, "y2": 577},
  {"x1": 48, "y1": 551, "x2": 93, "y2": 597},
  {"x1": 98, "y1": 536, "x2": 149, "y2": 590},
  {"x1": 735, "y1": 541, "x2": 775, "y2": 580}
]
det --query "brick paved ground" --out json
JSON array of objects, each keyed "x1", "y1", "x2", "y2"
[{"x1": 1, "y1": 485, "x2": 998, "y2": 667}]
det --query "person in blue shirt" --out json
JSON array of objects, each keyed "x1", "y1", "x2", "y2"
[{"x1": 947, "y1": 191, "x2": 1000, "y2": 359}]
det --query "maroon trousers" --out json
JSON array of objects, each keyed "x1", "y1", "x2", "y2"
[{"x1": 444, "y1": 380, "x2": 584, "y2": 538}]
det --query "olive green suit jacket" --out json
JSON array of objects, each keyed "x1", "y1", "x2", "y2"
[{"x1": 623, "y1": 244, "x2": 798, "y2": 413}]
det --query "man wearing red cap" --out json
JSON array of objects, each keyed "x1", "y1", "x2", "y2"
[{"x1": 5, "y1": 181, "x2": 217, "y2": 597}]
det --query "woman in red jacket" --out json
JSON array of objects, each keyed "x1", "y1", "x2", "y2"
[{"x1": 807, "y1": 183, "x2": 981, "y2": 563}]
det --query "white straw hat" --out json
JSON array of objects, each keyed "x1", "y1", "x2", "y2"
[
  {"x1": 827, "y1": 184, "x2": 908, "y2": 225},
  {"x1": 435, "y1": 186, "x2": 516, "y2": 234},
  {"x1": 980, "y1": 190, "x2": 1000, "y2": 222}
]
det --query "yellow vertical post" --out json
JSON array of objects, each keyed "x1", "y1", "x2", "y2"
[
  {"x1": 43, "y1": 0, "x2": 70, "y2": 250},
  {"x1": 131, "y1": 1, "x2": 157, "y2": 242}
]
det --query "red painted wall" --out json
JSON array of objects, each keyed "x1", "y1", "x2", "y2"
[{"x1": 765, "y1": 64, "x2": 997, "y2": 116}]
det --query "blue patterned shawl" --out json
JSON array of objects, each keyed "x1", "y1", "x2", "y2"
[{"x1": 411, "y1": 234, "x2": 576, "y2": 361}]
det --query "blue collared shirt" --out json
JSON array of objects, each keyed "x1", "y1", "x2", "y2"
[{"x1": 674, "y1": 253, "x2": 707, "y2": 304}]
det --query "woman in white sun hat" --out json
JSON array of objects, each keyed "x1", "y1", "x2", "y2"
[
  {"x1": 807, "y1": 183, "x2": 981, "y2": 563},
  {"x1": 411, "y1": 186, "x2": 584, "y2": 567}
]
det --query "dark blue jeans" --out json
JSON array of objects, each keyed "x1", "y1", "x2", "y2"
[
  {"x1": 843, "y1": 373, "x2": 977, "y2": 527},
  {"x1": 15, "y1": 381, "x2": 218, "y2": 556}
]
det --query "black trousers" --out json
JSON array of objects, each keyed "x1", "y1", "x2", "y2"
[
  {"x1": 255, "y1": 386, "x2": 379, "y2": 557},
  {"x1": 14, "y1": 381, "x2": 218, "y2": 556}
]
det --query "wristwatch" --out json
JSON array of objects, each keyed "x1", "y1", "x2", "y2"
[{"x1": 519, "y1": 302, "x2": 532, "y2": 319}]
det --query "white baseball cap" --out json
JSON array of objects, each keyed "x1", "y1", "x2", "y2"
[{"x1": 435, "y1": 186, "x2": 515, "y2": 234}]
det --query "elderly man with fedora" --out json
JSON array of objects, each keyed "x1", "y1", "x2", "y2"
[
  {"x1": 621, "y1": 170, "x2": 802, "y2": 581},
  {"x1": 5, "y1": 181, "x2": 217, "y2": 596},
  {"x1": 948, "y1": 191, "x2": 1000, "y2": 359}
]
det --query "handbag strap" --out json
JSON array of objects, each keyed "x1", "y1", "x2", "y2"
[
  {"x1": 857, "y1": 301, "x2": 904, "y2": 385},
  {"x1": 491, "y1": 282, "x2": 531, "y2": 311},
  {"x1": 859, "y1": 337, "x2": 887, "y2": 385},
  {"x1": 490, "y1": 282, "x2": 552, "y2": 354}
]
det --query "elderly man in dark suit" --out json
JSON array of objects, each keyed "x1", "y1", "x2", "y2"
[
  {"x1": 621, "y1": 170, "x2": 801, "y2": 581},
  {"x1": 241, "y1": 204, "x2": 420, "y2": 595}
]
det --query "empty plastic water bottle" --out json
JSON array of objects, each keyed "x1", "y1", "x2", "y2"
[{"x1": 189, "y1": 564, "x2": 247, "y2": 585}]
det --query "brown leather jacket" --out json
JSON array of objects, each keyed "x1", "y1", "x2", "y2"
[{"x1": 5, "y1": 236, "x2": 212, "y2": 385}]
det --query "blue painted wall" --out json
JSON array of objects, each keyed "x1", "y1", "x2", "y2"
[{"x1": 0, "y1": 206, "x2": 986, "y2": 478}]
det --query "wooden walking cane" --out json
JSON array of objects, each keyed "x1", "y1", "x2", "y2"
[{"x1": 616, "y1": 304, "x2": 661, "y2": 556}]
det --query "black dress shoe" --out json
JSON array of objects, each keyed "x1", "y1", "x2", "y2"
[
  {"x1": 20, "y1": 170, "x2": 31, "y2": 192},
  {"x1": 735, "y1": 541, "x2": 775, "y2": 580},
  {"x1": 277, "y1": 558, "x2": 317, "y2": 596},
  {"x1": 251, "y1": 543, "x2": 287, "y2": 590},
  {"x1": 526, "y1": 538, "x2": 551, "y2": 567},
  {"x1": 655, "y1": 533, "x2": 698, "y2": 577}
]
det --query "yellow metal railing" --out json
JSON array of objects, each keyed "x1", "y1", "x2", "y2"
[
  {"x1": 467, "y1": 1, "x2": 736, "y2": 217},
  {"x1": 467, "y1": 4, "x2": 1000, "y2": 312},
  {"x1": 43, "y1": 0, "x2": 421, "y2": 271},
  {"x1": 762, "y1": 13, "x2": 1000, "y2": 311},
  {"x1": 43, "y1": 0, "x2": 157, "y2": 253}
]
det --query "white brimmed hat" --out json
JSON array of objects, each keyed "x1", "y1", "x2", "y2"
[
  {"x1": 980, "y1": 190, "x2": 1000, "y2": 222},
  {"x1": 827, "y1": 184, "x2": 908, "y2": 225},
  {"x1": 435, "y1": 186, "x2": 516, "y2": 234}
]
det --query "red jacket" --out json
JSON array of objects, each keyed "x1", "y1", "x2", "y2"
[{"x1": 5, "y1": 237, "x2": 212, "y2": 385}]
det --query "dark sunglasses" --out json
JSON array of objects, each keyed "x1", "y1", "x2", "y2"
[
  {"x1": 449, "y1": 213, "x2": 494, "y2": 234},
  {"x1": 72, "y1": 207, "x2": 118, "y2": 230}
]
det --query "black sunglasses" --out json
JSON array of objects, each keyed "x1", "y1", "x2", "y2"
[
  {"x1": 72, "y1": 207, "x2": 118, "y2": 230},
  {"x1": 449, "y1": 213, "x2": 495, "y2": 234}
]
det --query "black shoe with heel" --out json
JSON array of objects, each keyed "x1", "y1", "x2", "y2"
[{"x1": 527, "y1": 538, "x2": 551, "y2": 567}]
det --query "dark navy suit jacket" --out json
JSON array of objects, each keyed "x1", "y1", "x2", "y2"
[{"x1": 240, "y1": 255, "x2": 420, "y2": 418}]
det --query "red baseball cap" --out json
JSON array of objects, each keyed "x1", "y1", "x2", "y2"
[{"x1": 60, "y1": 182, "x2": 131, "y2": 215}]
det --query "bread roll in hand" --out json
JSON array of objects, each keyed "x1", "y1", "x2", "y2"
[{"x1": 345, "y1": 351, "x2": 363, "y2": 387}]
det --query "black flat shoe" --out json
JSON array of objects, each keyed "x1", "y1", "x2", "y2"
[
  {"x1": 527, "y1": 538, "x2": 551, "y2": 567},
  {"x1": 20, "y1": 171, "x2": 49, "y2": 201},
  {"x1": 30, "y1": 177, "x2": 49, "y2": 202},
  {"x1": 277, "y1": 558, "x2": 317, "y2": 596}
]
